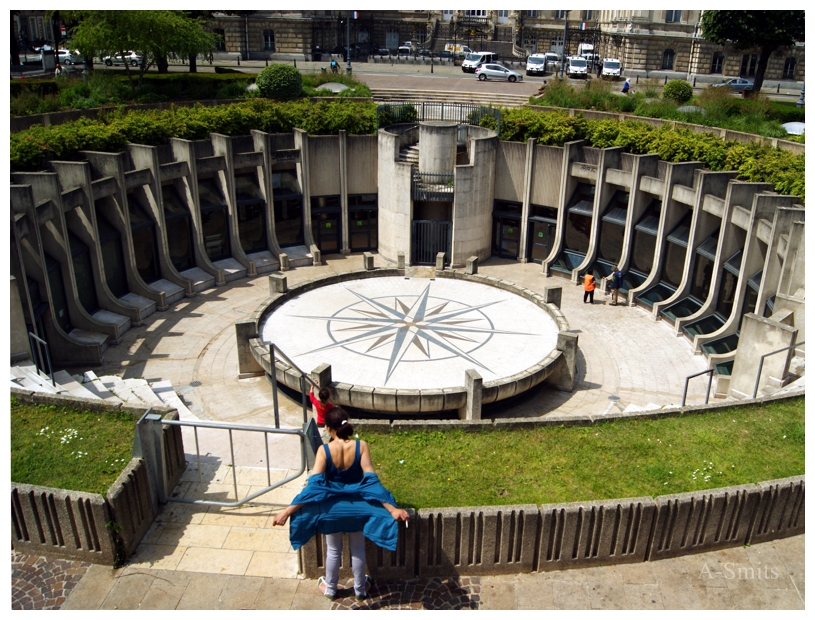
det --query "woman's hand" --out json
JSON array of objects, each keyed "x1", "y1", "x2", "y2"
[
  {"x1": 272, "y1": 511, "x2": 290, "y2": 526},
  {"x1": 389, "y1": 508, "x2": 410, "y2": 523}
]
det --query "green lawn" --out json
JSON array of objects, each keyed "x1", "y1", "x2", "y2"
[
  {"x1": 11, "y1": 397, "x2": 137, "y2": 495},
  {"x1": 362, "y1": 397, "x2": 804, "y2": 509}
]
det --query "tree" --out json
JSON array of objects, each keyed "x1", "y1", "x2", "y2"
[
  {"x1": 64, "y1": 11, "x2": 218, "y2": 90},
  {"x1": 700, "y1": 10, "x2": 804, "y2": 96}
]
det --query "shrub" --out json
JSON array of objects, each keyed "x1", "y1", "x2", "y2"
[
  {"x1": 255, "y1": 64, "x2": 303, "y2": 100},
  {"x1": 663, "y1": 80, "x2": 693, "y2": 104}
]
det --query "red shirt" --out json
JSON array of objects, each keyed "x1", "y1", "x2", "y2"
[{"x1": 309, "y1": 391, "x2": 332, "y2": 426}]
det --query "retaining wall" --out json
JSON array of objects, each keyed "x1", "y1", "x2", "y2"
[
  {"x1": 298, "y1": 476, "x2": 804, "y2": 578},
  {"x1": 10, "y1": 387, "x2": 186, "y2": 564}
]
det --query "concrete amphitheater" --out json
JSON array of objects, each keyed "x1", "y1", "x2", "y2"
[{"x1": 10, "y1": 106, "x2": 805, "y2": 609}]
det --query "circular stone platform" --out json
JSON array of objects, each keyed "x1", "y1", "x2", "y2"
[{"x1": 258, "y1": 275, "x2": 564, "y2": 413}]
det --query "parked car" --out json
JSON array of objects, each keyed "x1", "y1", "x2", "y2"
[
  {"x1": 436, "y1": 49, "x2": 452, "y2": 59},
  {"x1": 566, "y1": 56, "x2": 588, "y2": 78},
  {"x1": 475, "y1": 63, "x2": 523, "y2": 82},
  {"x1": 57, "y1": 49, "x2": 82, "y2": 65},
  {"x1": 103, "y1": 51, "x2": 142, "y2": 66},
  {"x1": 397, "y1": 46, "x2": 411, "y2": 57},
  {"x1": 601, "y1": 58, "x2": 622, "y2": 79},
  {"x1": 417, "y1": 48, "x2": 431, "y2": 57},
  {"x1": 376, "y1": 47, "x2": 391, "y2": 56},
  {"x1": 710, "y1": 78, "x2": 754, "y2": 94},
  {"x1": 462, "y1": 51, "x2": 498, "y2": 73},
  {"x1": 525, "y1": 53, "x2": 548, "y2": 76}
]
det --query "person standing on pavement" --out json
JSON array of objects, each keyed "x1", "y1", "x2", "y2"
[
  {"x1": 583, "y1": 272, "x2": 596, "y2": 304},
  {"x1": 608, "y1": 267, "x2": 623, "y2": 306}
]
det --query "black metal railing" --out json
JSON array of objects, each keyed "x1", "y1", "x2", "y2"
[
  {"x1": 681, "y1": 368, "x2": 714, "y2": 407},
  {"x1": 28, "y1": 332, "x2": 54, "y2": 387},
  {"x1": 267, "y1": 343, "x2": 318, "y2": 428},
  {"x1": 752, "y1": 341, "x2": 804, "y2": 398},
  {"x1": 376, "y1": 102, "x2": 501, "y2": 134},
  {"x1": 412, "y1": 171, "x2": 455, "y2": 202}
]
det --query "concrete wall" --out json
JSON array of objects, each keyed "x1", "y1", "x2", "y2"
[
  {"x1": 729, "y1": 313, "x2": 799, "y2": 399},
  {"x1": 307, "y1": 135, "x2": 342, "y2": 197},
  {"x1": 377, "y1": 126, "x2": 418, "y2": 264},
  {"x1": 346, "y1": 135, "x2": 378, "y2": 195},
  {"x1": 493, "y1": 140, "x2": 527, "y2": 202}
]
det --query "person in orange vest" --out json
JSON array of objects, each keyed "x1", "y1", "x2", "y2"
[{"x1": 583, "y1": 272, "x2": 596, "y2": 304}]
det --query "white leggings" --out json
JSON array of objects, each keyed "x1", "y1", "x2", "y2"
[{"x1": 324, "y1": 531, "x2": 367, "y2": 596}]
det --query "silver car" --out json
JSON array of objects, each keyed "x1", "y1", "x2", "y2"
[
  {"x1": 475, "y1": 63, "x2": 523, "y2": 82},
  {"x1": 710, "y1": 78, "x2": 754, "y2": 94}
]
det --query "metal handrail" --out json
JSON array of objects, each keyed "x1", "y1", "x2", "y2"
[
  {"x1": 28, "y1": 332, "x2": 55, "y2": 387},
  {"x1": 681, "y1": 368, "x2": 714, "y2": 407},
  {"x1": 160, "y1": 417, "x2": 309, "y2": 508},
  {"x1": 752, "y1": 341, "x2": 805, "y2": 398},
  {"x1": 268, "y1": 343, "x2": 317, "y2": 428}
]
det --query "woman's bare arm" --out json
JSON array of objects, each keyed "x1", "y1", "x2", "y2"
[{"x1": 271, "y1": 442, "x2": 327, "y2": 525}]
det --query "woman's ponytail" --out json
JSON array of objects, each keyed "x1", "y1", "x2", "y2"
[{"x1": 325, "y1": 406, "x2": 354, "y2": 440}]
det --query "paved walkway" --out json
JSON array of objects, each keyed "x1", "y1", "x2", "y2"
[{"x1": 11, "y1": 254, "x2": 803, "y2": 609}]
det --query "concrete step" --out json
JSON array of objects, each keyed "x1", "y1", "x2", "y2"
[
  {"x1": 151, "y1": 380, "x2": 195, "y2": 420},
  {"x1": 92, "y1": 309, "x2": 132, "y2": 338},
  {"x1": 69, "y1": 328, "x2": 109, "y2": 353},
  {"x1": 10, "y1": 364, "x2": 64, "y2": 394},
  {"x1": 82, "y1": 371, "x2": 119, "y2": 401},
  {"x1": 371, "y1": 88, "x2": 529, "y2": 108},
  {"x1": 123, "y1": 378, "x2": 165, "y2": 408},
  {"x1": 98, "y1": 375, "x2": 140, "y2": 404},
  {"x1": 149, "y1": 278, "x2": 185, "y2": 306},
  {"x1": 53, "y1": 370, "x2": 101, "y2": 400},
  {"x1": 247, "y1": 251, "x2": 279, "y2": 275},
  {"x1": 180, "y1": 267, "x2": 216, "y2": 293},
  {"x1": 120, "y1": 292, "x2": 157, "y2": 321},
  {"x1": 280, "y1": 245, "x2": 314, "y2": 268},
  {"x1": 213, "y1": 257, "x2": 247, "y2": 283}
]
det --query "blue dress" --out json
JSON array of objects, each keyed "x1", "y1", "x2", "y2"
[{"x1": 287, "y1": 441, "x2": 401, "y2": 551}]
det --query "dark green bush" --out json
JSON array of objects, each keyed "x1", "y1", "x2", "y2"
[
  {"x1": 255, "y1": 64, "x2": 303, "y2": 100},
  {"x1": 663, "y1": 80, "x2": 693, "y2": 104}
]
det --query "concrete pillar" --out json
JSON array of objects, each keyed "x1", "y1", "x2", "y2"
[
  {"x1": 418, "y1": 121, "x2": 458, "y2": 174},
  {"x1": 10, "y1": 276, "x2": 32, "y2": 363},
  {"x1": 542, "y1": 285, "x2": 562, "y2": 309},
  {"x1": 310, "y1": 363, "x2": 332, "y2": 392},
  {"x1": 466, "y1": 256, "x2": 478, "y2": 274},
  {"x1": 235, "y1": 320, "x2": 264, "y2": 377},
  {"x1": 459, "y1": 369, "x2": 483, "y2": 420},
  {"x1": 311, "y1": 245, "x2": 322, "y2": 266},
  {"x1": 397, "y1": 251, "x2": 406, "y2": 270},
  {"x1": 363, "y1": 252, "x2": 375, "y2": 270},
  {"x1": 728, "y1": 313, "x2": 799, "y2": 399},
  {"x1": 435, "y1": 252, "x2": 445, "y2": 271},
  {"x1": 269, "y1": 272, "x2": 287, "y2": 294},
  {"x1": 548, "y1": 331, "x2": 579, "y2": 391},
  {"x1": 279, "y1": 253, "x2": 290, "y2": 271}
]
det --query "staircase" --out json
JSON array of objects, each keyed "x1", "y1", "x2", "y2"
[
  {"x1": 10, "y1": 363, "x2": 194, "y2": 419},
  {"x1": 370, "y1": 88, "x2": 530, "y2": 109},
  {"x1": 398, "y1": 143, "x2": 420, "y2": 167}
]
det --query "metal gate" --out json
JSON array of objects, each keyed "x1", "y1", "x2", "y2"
[{"x1": 412, "y1": 220, "x2": 452, "y2": 266}]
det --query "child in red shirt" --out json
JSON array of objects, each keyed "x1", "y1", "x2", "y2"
[{"x1": 309, "y1": 386, "x2": 333, "y2": 427}]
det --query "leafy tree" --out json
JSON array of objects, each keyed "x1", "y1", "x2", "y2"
[
  {"x1": 256, "y1": 64, "x2": 303, "y2": 100},
  {"x1": 700, "y1": 10, "x2": 804, "y2": 96},
  {"x1": 64, "y1": 11, "x2": 217, "y2": 90}
]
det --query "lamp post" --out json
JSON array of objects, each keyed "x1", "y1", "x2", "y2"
[
  {"x1": 796, "y1": 81, "x2": 804, "y2": 108},
  {"x1": 561, "y1": 11, "x2": 569, "y2": 79},
  {"x1": 346, "y1": 11, "x2": 352, "y2": 74}
]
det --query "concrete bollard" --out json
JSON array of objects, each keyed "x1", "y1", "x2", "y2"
[
  {"x1": 435, "y1": 252, "x2": 445, "y2": 271},
  {"x1": 397, "y1": 251, "x2": 406, "y2": 270},
  {"x1": 466, "y1": 256, "x2": 478, "y2": 275},
  {"x1": 542, "y1": 285, "x2": 562, "y2": 309},
  {"x1": 363, "y1": 252, "x2": 375, "y2": 270},
  {"x1": 310, "y1": 245, "x2": 322, "y2": 266},
  {"x1": 269, "y1": 272, "x2": 288, "y2": 295},
  {"x1": 236, "y1": 320, "x2": 264, "y2": 377},
  {"x1": 279, "y1": 253, "x2": 289, "y2": 271},
  {"x1": 459, "y1": 369, "x2": 483, "y2": 420},
  {"x1": 310, "y1": 363, "x2": 332, "y2": 394}
]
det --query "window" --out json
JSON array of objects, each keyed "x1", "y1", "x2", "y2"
[
  {"x1": 665, "y1": 11, "x2": 682, "y2": 23},
  {"x1": 662, "y1": 48, "x2": 675, "y2": 70},
  {"x1": 783, "y1": 57, "x2": 796, "y2": 79},
  {"x1": 442, "y1": 10, "x2": 454, "y2": 21},
  {"x1": 465, "y1": 10, "x2": 486, "y2": 17},
  {"x1": 523, "y1": 10, "x2": 538, "y2": 18},
  {"x1": 555, "y1": 11, "x2": 568, "y2": 20},
  {"x1": 584, "y1": 11, "x2": 594, "y2": 21},
  {"x1": 213, "y1": 28, "x2": 225, "y2": 51},
  {"x1": 740, "y1": 53, "x2": 757, "y2": 77},
  {"x1": 497, "y1": 10, "x2": 509, "y2": 18},
  {"x1": 710, "y1": 52, "x2": 724, "y2": 74},
  {"x1": 263, "y1": 30, "x2": 275, "y2": 51}
]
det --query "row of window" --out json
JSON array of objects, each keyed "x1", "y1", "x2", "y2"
[
  {"x1": 660, "y1": 49, "x2": 798, "y2": 77},
  {"x1": 211, "y1": 28, "x2": 276, "y2": 52}
]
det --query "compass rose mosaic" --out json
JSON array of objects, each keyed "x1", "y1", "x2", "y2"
[{"x1": 260, "y1": 277, "x2": 560, "y2": 390}]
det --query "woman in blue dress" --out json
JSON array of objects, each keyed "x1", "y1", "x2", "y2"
[{"x1": 272, "y1": 406, "x2": 409, "y2": 600}]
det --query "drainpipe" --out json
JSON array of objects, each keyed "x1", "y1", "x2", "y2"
[{"x1": 245, "y1": 17, "x2": 249, "y2": 61}]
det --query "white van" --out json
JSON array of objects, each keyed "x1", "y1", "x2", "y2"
[
  {"x1": 601, "y1": 58, "x2": 622, "y2": 79},
  {"x1": 566, "y1": 56, "x2": 587, "y2": 78},
  {"x1": 461, "y1": 51, "x2": 498, "y2": 73},
  {"x1": 525, "y1": 53, "x2": 548, "y2": 76}
]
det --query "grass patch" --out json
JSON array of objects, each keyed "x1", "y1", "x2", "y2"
[
  {"x1": 10, "y1": 396, "x2": 137, "y2": 495},
  {"x1": 362, "y1": 397, "x2": 804, "y2": 509}
]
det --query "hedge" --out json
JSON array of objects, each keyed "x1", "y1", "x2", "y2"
[{"x1": 10, "y1": 101, "x2": 804, "y2": 201}]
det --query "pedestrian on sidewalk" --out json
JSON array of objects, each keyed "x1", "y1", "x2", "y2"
[
  {"x1": 272, "y1": 406, "x2": 409, "y2": 602},
  {"x1": 607, "y1": 267, "x2": 623, "y2": 305},
  {"x1": 310, "y1": 384, "x2": 334, "y2": 442},
  {"x1": 583, "y1": 272, "x2": 596, "y2": 304},
  {"x1": 622, "y1": 77, "x2": 631, "y2": 94}
]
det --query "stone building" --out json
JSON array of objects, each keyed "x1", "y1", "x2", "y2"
[
  {"x1": 202, "y1": 10, "x2": 804, "y2": 80},
  {"x1": 9, "y1": 106, "x2": 805, "y2": 400}
]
